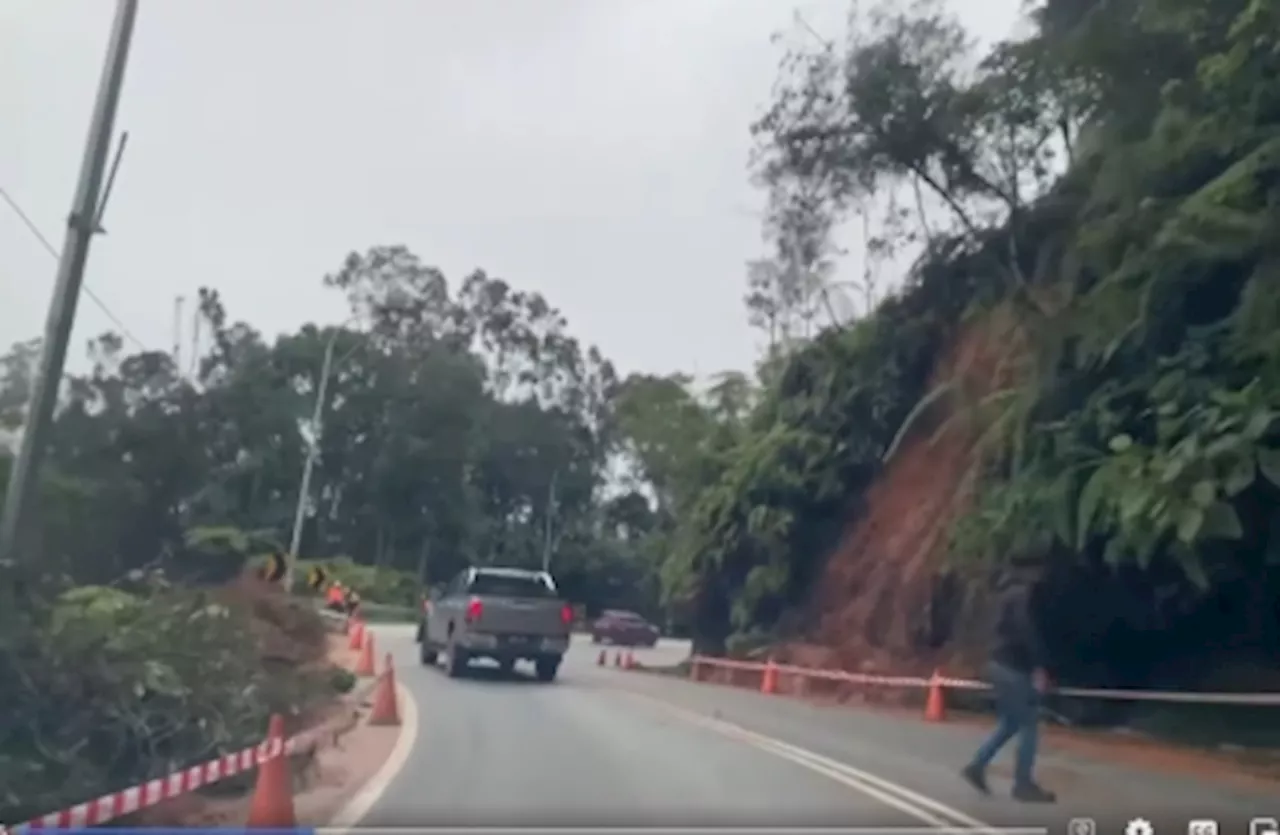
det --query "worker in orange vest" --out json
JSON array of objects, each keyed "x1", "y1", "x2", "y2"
[{"x1": 324, "y1": 582, "x2": 345, "y2": 612}]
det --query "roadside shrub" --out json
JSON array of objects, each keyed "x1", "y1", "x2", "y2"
[
  {"x1": 328, "y1": 667, "x2": 357, "y2": 694},
  {"x1": 0, "y1": 574, "x2": 330, "y2": 824}
]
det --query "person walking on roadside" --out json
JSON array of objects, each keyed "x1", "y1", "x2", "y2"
[{"x1": 961, "y1": 556, "x2": 1057, "y2": 804}]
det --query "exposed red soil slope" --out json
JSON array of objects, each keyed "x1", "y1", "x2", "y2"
[
  {"x1": 217, "y1": 576, "x2": 330, "y2": 667},
  {"x1": 779, "y1": 309, "x2": 1027, "y2": 685}
]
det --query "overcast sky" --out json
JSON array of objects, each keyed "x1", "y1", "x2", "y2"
[{"x1": 1, "y1": 0, "x2": 1022, "y2": 380}]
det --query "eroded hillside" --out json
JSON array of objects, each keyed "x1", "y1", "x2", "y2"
[
  {"x1": 806, "y1": 313, "x2": 1026, "y2": 675},
  {"x1": 659, "y1": 0, "x2": 1280, "y2": 714}
]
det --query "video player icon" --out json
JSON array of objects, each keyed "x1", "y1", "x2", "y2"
[
  {"x1": 1251, "y1": 818, "x2": 1280, "y2": 835},
  {"x1": 1188, "y1": 820, "x2": 1218, "y2": 835},
  {"x1": 1127, "y1": 818, "x2": 1155, "y2": 835},
  {"x1": 1068, "y1": 818, "x2": 1096, "y2": 835}
]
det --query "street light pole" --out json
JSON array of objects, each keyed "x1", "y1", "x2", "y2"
[
  {"x1": 284, "y1": 328, "x2": 342, "y2": 589},
  {"x1": 541, "y1": 470, "x2": 558, "y2": 573},
  {"x1": 0, "y1": 0, "x2": 139, "y2": 563}
]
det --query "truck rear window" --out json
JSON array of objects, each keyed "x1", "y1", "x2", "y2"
[{"x1": 468, "y1": 574, "x2": 555, "y2": 598}]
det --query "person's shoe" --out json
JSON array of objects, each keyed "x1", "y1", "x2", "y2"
[
  {"x1": 1011, "y1": 782, "x2": 1056, "y2": 803},
  {"x1": 960, "y1": 764, "x2": 990, "y2": 795}
]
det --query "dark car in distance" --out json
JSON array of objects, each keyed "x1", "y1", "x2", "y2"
[{"x1": 590, "y1": 609, "x2": 660, "y2": 647}]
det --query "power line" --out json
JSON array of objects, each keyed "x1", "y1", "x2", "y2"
[{"x1": 0, "y1": 184, "x2": 149, "y2": 352}]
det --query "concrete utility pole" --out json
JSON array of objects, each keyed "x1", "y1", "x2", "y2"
[
  {"x1": 0, "y1": 0, "x2": 139, "y2": 563},
  {"x1": 286, "y1": 318, "x2": 360, "y2": 589},
  {"x1": 285, "y1": 334, "x2": 337, "y2": 589}
]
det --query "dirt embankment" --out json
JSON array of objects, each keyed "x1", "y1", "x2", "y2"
[
  {"x1": 222, "y1": 576, "x2": 331, "y2": 665},
  {"x1": 139, "y1": 632, "x2": 401, "y2": 828},
  {"x1": 779, "y1": 310, "x2": 1027, "y2": 683},
  {"x1": 134, "y1": 581, "x2": 403, "y2": 827}
]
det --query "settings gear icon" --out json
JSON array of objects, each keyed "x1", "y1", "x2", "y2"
[{"x1": 1126, "y1": 819, "x2": 1155, "y2": 835}]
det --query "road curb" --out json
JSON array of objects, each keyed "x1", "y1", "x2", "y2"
[{"x1": 325, "y1": 681, "x2": 419, "y2": 832}]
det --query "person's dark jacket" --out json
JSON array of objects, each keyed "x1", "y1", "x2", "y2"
[{"x1": 990, "y1": 578, "x2": 1049, "y2": 674}]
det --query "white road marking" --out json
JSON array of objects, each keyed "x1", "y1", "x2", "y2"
[
  {"x1": 621, "y1": 691, "x2": 1003, "y2": 834},
  {"x1": 327, "y1": 682, "x2": 420, "y2": 831}
]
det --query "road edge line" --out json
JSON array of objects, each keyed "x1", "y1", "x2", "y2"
[
  {"x1": 619, "y1": 690, "x2": 999, "y2": 832},
  {"x1": 722, "y1": 719, "x2": 998, "y2": 832},
  {"x1": 325, "y1": 681, "x2": 420, "y2": 832}
]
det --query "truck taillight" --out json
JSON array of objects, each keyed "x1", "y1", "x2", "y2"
[
  {"x1": 465, "y1": 597, "x2": 483, "y2": 622},
  {"x1": 560, "y1": 603, "x2": 573, "y2": 625}
]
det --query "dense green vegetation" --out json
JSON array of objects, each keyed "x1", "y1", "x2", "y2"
[
  {"x1": 651, "y1": 0, "x2": 1280, "y2": 688},
  {"x1": 0, "y1": 566, "x2": 338, "y2": 822},
  {"x1": 0, "y1": 257, "x2": 667, "y2": 606}
]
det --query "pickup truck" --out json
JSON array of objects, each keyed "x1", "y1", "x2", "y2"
[{"x1": 418, "y1": 566, "x2": 572, "y2": 681}]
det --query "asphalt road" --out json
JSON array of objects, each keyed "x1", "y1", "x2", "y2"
[{"x1": 362, "y1": 626, "x2": 1277, "y2": 831}]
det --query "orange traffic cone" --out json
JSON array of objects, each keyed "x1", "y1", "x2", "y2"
[
  {"x1": 354, "y1": 632, "x2": 376, "y2": 677},
  {"x1": 761, "y1": 658, "x2": 778, "y2": 695},
  {"x1": 924, "y1": 669, "x2": 946, "y2": 722},
  {"x1": 347, "y1": 618, "x2": 364, "y2": 650},
  {"x1": 597, "y1": 650, "x2": 606, "y2": 666},
  {"x1": 368, "y1": 653, "x2": 401, "y2": 726},
  {"x1": 245, "y1": 714, "x2": 296, "y2": 828}
]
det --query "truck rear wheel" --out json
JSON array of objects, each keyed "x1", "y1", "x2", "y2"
[
  {"x1": 535, "y1": 657, "x2": 561, "y2": 682},
  {"x1": 446, "y1": 646, "x2": 469, "y2": 678},
  {"x1": 419, "y1": 642, "x2": 437, "y2": 666}
]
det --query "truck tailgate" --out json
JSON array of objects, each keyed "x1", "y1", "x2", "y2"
[{"x1": 473, "y1": 596, "x2": 567, "y2": 637}]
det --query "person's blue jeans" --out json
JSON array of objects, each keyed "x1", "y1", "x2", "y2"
[{"x1": 967, "y1": 661, "x2": 1040, "y2": 787}]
